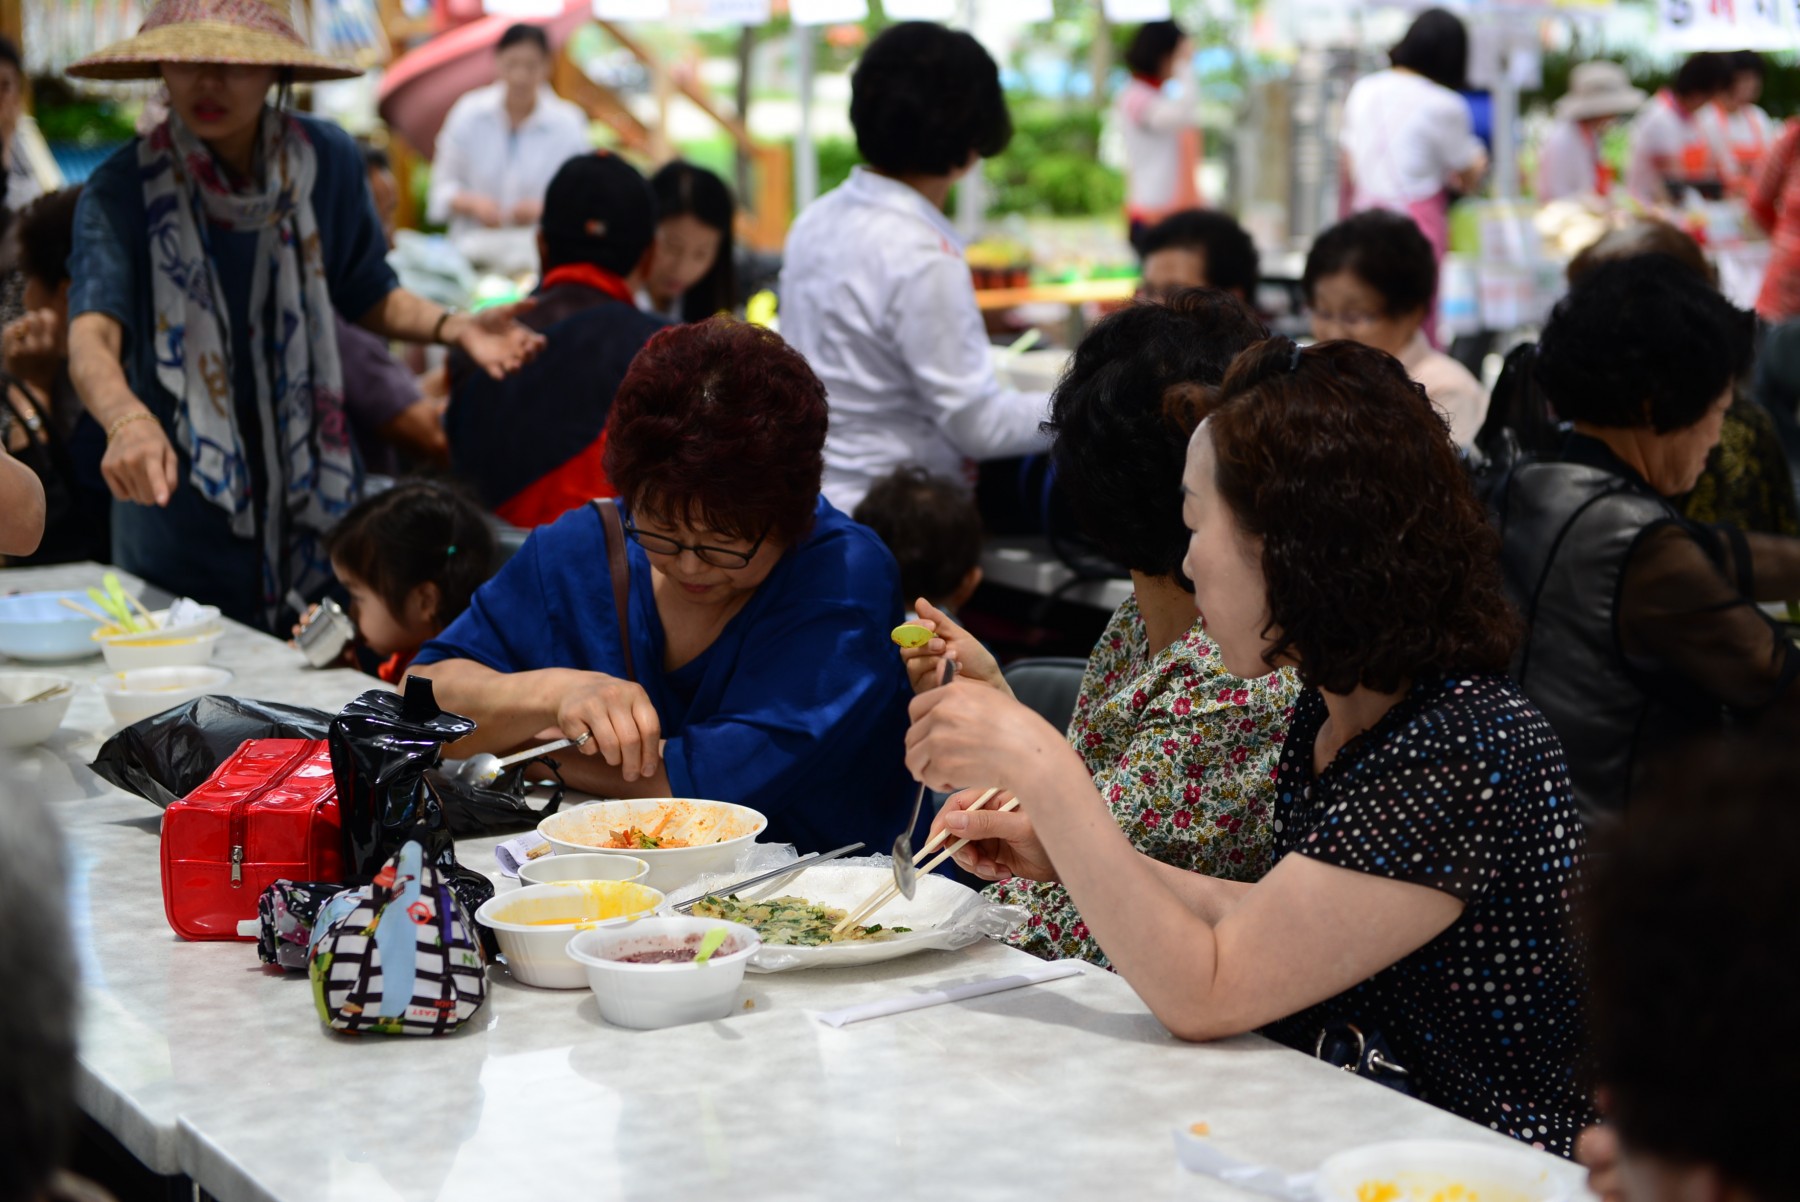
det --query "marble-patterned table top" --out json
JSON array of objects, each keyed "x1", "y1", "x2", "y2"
[{"x1": 1, "y1": 563, "x2": 1586, "y2": 1202}]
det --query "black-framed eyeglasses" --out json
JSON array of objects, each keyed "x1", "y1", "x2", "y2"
[{"x1": 622, "y1": 518, "x2": 771, "y2": 569}]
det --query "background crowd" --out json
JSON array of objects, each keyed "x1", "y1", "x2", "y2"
[{"x1": 3, "y1": 4, "x2": 1800, "y2": 1202}]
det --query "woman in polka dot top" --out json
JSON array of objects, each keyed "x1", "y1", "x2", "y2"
[{"x1": 906, "y1": 337, "x2": 1595, "y2": 1155}]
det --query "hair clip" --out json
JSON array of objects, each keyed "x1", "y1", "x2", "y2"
[{"x1": 1287, "y1": 343, "x2": 1303, "y2": 374}]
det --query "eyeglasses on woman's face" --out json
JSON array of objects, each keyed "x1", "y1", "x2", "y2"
[{"x1": 622, "y1": 518, "x2": 770, "y2": 570}]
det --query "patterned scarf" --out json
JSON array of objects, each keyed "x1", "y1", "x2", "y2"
[{"x1": 140, "y1": 107, "x2": 357, "y2": 627}]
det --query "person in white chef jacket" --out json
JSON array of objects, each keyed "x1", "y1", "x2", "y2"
[
  {"x1": 780, "y1": 22, "x2": 1049, "y2": 514},
  {"x1": 427, "y1": 23, "x2": 592, "y2": 275}
]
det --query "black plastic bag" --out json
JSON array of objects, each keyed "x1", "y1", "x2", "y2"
[
  {"x1": 89, "y1": 695, "x2": 333, "y2": 808},
  {"x1": 330, "y1": 676, "x2": 472, "y2": 876},
  {"x1": 328, "y1": 677, "x2": 496, "y2": 943},
  {"x1": 88, "y1": 692, "x2": 548, "y2": 840}
]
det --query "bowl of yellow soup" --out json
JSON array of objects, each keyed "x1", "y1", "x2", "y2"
[
  {"x1": 1315, "y1": 1140, "x2": 1581, "y2": 1202},
  {"x1": 474, "y1": 880, "x2": 665, "y2": 989},
  {"x1": 95, "y1": 605, "x2": 223, "y2": 672}
]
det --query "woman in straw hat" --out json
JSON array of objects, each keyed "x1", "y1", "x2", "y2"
[
  {"x1": 63, "y1": 0, "x2": 544, "y2": 631},
  {"x1": 1537, "y1": 61, "x2": 1645, "y2": 203}
]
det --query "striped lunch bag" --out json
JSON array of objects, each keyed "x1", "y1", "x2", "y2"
[{"x1": 308, "y1": 841, "x2": 487, "y2": 1036}]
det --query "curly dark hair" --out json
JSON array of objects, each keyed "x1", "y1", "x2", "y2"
[
  {"x1": 850, "y1": 22, "x2": 1012, "y2": 177},
  {"x1": 605, "y1": 317, "x2": 826, "y2": 547},
  {"x1": 1535, "y1": 256, "x2": 1753, "y2": 433},
  {"x1": 1048, "y1": 289, "x2": 1266, "y2": 585},
  {"x1": 1586, "y1": 722, "x2": 1800, "y2": 1202},
  {"x1": 1137, "y1": 209, "x2": 1260, "y2": 299},
  {"x1": 1172, "y1": 337, "x2": 1519, "y2": 694},
  {"x1": 325, "y1": 479, "x2": 497, "y2": 632},
  {"x1": 1123, "y1": 20, "x2": 1185, "y2": 80},
  {"x1": 14, "y1": 188, "x2": 80, "y2": 289},
  {"x1": 1303, "y1": 210, "x2": 1437, "y2": 319},
  {"x1": 852, "y1": 465, "x2": 981, "y2": 606}
]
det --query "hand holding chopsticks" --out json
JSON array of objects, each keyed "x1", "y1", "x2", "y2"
[{"x1": 833, "y1": 786, "x2": 1020, "y2": 935}]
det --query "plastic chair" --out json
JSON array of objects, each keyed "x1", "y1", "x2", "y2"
[{"x1": 1002, "y1": 657, "x2": 1089, "y2": 734}]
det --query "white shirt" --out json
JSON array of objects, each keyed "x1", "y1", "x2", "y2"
[
  {"x1": 1538, "y1": 119, "x2": 1599, "y2": 202},
  {"x1": 781, "y1": 168, "x2": 1050, "y2": 512},
  {"x1": 1626, "y1": 92, "x2": 1702, "y2": 205},
  {"x1": 427, "y1": 84, "x2": 591, "y2": 241},
  {"x1": 1115, "y1": 74, "x2": 1200, "y2": 217},
  {"x1": 1340, "y1": 69, "x2": 1482, "y2": 208}
]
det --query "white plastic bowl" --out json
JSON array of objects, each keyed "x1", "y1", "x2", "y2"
[
  {"x1": 567, "y1": 917, "x2": 761, "y2": 1029},
  {"x1": 537, "y1": 799, "x2": 769, "y2": 892},
  {"x1": 518, "y1": 852, "x2": 650, "y2": 888},
  {"x1": 0, "y1": 672, "x2": 75, "y2": 748},
  {"x1": 95, "y1": 606, "x2": 223, "y2": 672},
  {"x1": 474, "y1": 880, "x2": 665, "y2": 989},
  {"x1": 0, "y1": 591, "x2": 102, "y2": 662},
  {"x1": 1315, "y1": 1139, "x2": 1577, "y2": 1202},
  {"x1": 97, "y1": 666, "x2": 235, "y2": 728}
]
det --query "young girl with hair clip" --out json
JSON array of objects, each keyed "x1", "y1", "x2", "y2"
[{"x1": 320, "y1": 481, "x2": 496, "y2": 683}]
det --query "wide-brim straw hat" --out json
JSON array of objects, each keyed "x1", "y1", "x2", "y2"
[
  {"x1": 1555, "y1": 61, "x2": 1646, "y2": 122},
  {"x1": 67, "y1": 0, "x2": 362, "y2": 82}
]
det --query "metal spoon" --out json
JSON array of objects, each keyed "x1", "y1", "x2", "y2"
[
  {"x1": 892, "y1": 656, "x2": 955, "y2": 900},
  {"x1": 456, "y1": 731, "x2": 591, "y2": 787}
]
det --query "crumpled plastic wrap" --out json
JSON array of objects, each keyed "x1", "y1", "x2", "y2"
[{"x1": 672, "y1": 850, "x2": 1026, "y2": 973}]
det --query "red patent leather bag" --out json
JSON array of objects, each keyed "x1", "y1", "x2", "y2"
[{"x1": 160, "y1": 739, "x2": 344, "y2": 941}]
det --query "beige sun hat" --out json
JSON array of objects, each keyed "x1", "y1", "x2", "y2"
[
  {"x1": 1555, "y1": 62, "x2": 1647, "y2": 122},
  {"x1": 67, "y1": 0, "x2": 362, "y2": 82}
]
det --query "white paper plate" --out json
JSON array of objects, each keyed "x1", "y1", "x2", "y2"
[{"x1": 679, "y1": 862, "x2": 1011, "y2": 973}]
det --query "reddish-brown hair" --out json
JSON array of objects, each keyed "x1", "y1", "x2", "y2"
[
  {"x1": 604, "y1": 317, "x2": 827, "y2": 546},
  {"x1": 1170, "y1": 337, "x2": 1518, "y2": 694}
]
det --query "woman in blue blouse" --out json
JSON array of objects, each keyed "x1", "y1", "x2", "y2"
[
  {"x1": 411, "y1": 319, "x2": 917, "y2": 854},
  {"x1": 64, "y1": 0, "x2": 541, "y2": 630}
]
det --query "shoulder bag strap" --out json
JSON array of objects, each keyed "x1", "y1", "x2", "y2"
[{"x1": 591, "y1": 499, "x2": 637, "y2": 683}]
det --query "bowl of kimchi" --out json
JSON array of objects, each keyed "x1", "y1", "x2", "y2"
[{"x1": 537, "y1": 798, "x2": 768, "y2": 892}]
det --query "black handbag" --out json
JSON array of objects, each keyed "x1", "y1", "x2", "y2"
[{"x1": 1314, "y1": 1021, "x2": 1416, "y2": 1097}]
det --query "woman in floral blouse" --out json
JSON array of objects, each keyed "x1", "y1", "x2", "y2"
[{"x1": 901, "y1": 290, "x2": 1298, "y2": 965}]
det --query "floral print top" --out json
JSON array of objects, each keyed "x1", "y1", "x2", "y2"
[{"x1": 985, "y1": 594, "x2": 1300, "y2": 967}]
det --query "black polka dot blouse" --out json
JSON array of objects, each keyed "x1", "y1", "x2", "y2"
[{"x1": 1261, "y1": 673, "x2": 1595, "y2": 1157}]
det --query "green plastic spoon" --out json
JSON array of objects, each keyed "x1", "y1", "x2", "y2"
[{"x1": 693, "y1": 926, "x2": 730, "y2": 966}]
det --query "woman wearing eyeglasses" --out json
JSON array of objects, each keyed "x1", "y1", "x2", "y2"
[
  {"x1": 1304, "y1": 210, "x2": 1488, "y2": 452},
  {"x1": 409, "y1": 318, "x2": 918, "y2": 853}
]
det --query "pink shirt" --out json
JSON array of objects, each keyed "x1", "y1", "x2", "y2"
[{"x1": 1400, "y1": 331, "x2": 1489, "y2": 451}]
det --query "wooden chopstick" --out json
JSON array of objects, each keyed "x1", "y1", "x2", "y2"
[
  {"x1": 58, "y1": 597, "x2": 115, "y2": 626},
  {"x1": 125, "y1": 590, "x2": 161, "y2": 630},
  {"x1": 831, "y1": 788, "x2": 1000, "y2": 935},
  {"x1": 909, "y1": 787, "x2": 999, "y2": 866},
  {"x1": 834, "y1": 794, "x2": 1021, "y2": 935},
  {"x1": 918, "y1": 800, "x2": 1021, "y2": 879}
]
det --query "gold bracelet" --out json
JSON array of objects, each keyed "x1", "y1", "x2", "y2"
[{"x1": 106, "y1": 410, "x2": 158, "y2": 443}]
